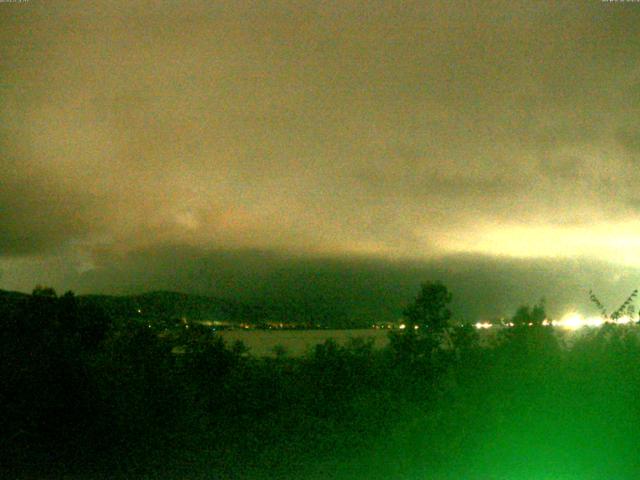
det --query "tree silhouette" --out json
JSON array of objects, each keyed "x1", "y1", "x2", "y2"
[
  {"x1": 511, "y1": 299, "x2": 547, "y2": 327},
  {"x1": 589, "y1": 289, "x2": 638, "y2": 321},
  {"x1": 402, "y1": 281, "x2": 452, "y2": 333},
  {"x1": 32, "y1": 285, "x2": 57, "y2": 298}
]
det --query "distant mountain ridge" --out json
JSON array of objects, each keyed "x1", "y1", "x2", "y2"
[
  {"x1": 0, "y1": 289, "x2": 345, "y2": 327},
  {"x1": 77, "y1": 290, "x2": 276, "y2": 324}
]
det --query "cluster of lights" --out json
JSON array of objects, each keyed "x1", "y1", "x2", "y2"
[
  {"x1": 398, "y1": 324, "x2": 420, "y2": 330},
  {"x1": 474, "y1": 322, "x2": 493, "y2": 329},
  {"x1": 551, "y1": 313, "x2": 633, "y2": 330},
  {"x1": 473, "y1": 313, "x2": 636, "y2": 331}
]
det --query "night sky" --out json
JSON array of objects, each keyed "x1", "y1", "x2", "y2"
[{"x1": 2, "y1": 1, "x2": 640, "y2": 321}]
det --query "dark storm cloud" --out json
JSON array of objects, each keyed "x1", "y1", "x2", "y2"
[
  {"x1": 0, "y1": 176, "x2": 92, "y2": 255},
  {"x1": 0, "y1": 130, "x2": 103, "y2": 255},
  {"x1": 2, "y1": 1, "x2": 640, "y2": 309},
  {"x1": 57, "y1": 245, "x2": 640, "y2": 323}
]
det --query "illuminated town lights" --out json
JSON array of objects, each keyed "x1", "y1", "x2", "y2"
[
  {"x1": 474, "y1": 322, "x2": 493, "y2": 329},
  {"x1": 393, "y1": 312, "x2": 636, "y2": 333},
  {"x1": 551, "y1": 313, "x2": 636, "y2": 330}
]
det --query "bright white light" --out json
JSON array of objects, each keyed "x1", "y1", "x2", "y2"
[
  {"x1": 553, "y1": 313, "x2": 588, "y2": 330},
  {"x1": 585, "y1": 316, "x2": 605, "y2": 328},
  {"x1": 552, "y1": 312, "x2": 634, "y2": 330},
  {"x1": 617, "y1": 315, "x2": 632, "y2": 325},
  {"x1": 474, "y1": 322, "x2": 493, "y2": 329}
]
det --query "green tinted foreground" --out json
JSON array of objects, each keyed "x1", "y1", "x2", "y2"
[
  {"x1": 192, "y1": 328, "x2": 640, "y2": 480},
  {"x1": 326, "y1": 334, "x2": 640, "y2": 480},
  {"x1": 3, "y1": 294, "x2": 640, "y2": 479}
]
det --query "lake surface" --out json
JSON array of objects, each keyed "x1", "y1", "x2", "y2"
[
  {"x1": 216, "y1": 326, "x2": 590, "y2": 357},
  {"x1": 217, "y1": 328, "x2": 390, "y2": 357}
]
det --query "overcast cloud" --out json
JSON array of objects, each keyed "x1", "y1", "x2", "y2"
[{"x1": 2, "y1": 1, "x2": 640, "y2": 319}]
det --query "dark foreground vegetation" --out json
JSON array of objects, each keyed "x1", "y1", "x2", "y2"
[{"x1": 3, "y1": 284, "x2": 640, "y2": 479}]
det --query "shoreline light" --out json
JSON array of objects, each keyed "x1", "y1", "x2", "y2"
[
  {"x1": 471, "y1": 314, "x2": 637, "y2": 330},
  {"x1": 474, "y1": 322, "x2": 493, "y2": 329},
  {"x1": 551, "y1": 312, "x2": 634, "y2": 330}
]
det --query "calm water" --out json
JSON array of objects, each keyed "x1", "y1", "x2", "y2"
[
  {"x1": 217, "y1": 328, "x2": 390, "y2": 357},
  {"x1": 215, "y1": 326, "x2": 599, "y2": 357}
]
